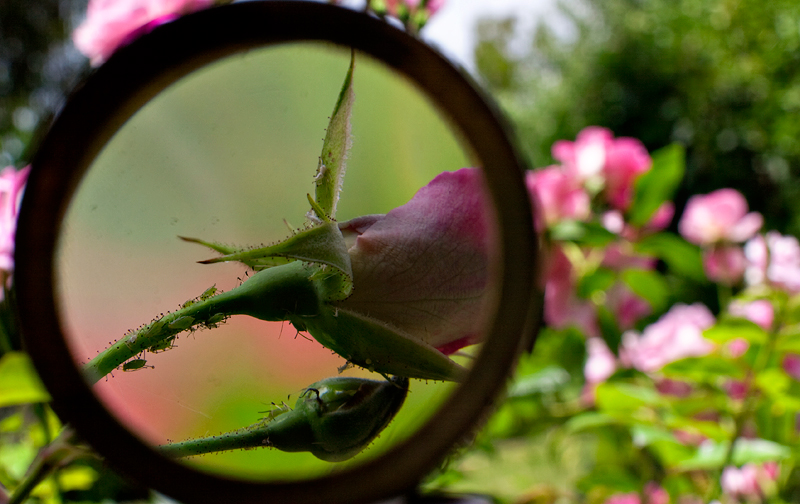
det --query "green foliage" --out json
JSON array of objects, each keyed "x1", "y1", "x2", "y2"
[{"x1": 476, "y1": 0, "x2": 800, "y2": 234}]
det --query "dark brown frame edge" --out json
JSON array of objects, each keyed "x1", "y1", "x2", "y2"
[{"x1": 15, "y1": 2, "x2": 541, "y2": 503}]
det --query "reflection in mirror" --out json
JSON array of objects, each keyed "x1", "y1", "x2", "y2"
[{"x1": 55, "y1": 43, "x2": 497, "y2": 480}]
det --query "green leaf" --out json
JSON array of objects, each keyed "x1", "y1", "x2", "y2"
[
  {"x1": 507, "y1": 366, "x2": 570, "y2": 397},
  {"x1": 621, "y1": 268, "x2": 668, "y2": 312},
  {"x1": 0, "y1": 352, "x2": 50, "y2": 407},
  {"x1": 577, "y1": 268, "x2": 616, "y2": 299},
  {"x1": 595, "y1": 382, "x2": 666, "y2": 413},
  {"x1": 662, "y1": 356, "x2": 746, "y2": 382},
  {"x1": 704, "y1": 320, "x2": 768, "y2": 345},
  {"x1": 312, "y1": 50, "x2": 355, "y2": 221},
  {"x1": 628, "y1": 143, "x2": 685, "y2": 226},
  {"x1": 565, "y1": 412, "x2": 618, "y2": 432},
  {"x1": 634, "y1": 232, "x2": 705, "y2": 282},
  {"x1": 550, "y1": 220, "x2": 617, "y2": 246},
  {"x1": 301, "y1": 305, "x2": 468, "y2": 382},
  {"x1": 677, "y1": 439, "x2": 791, "y2": 470}
]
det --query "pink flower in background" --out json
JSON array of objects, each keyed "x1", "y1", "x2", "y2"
[
  {"x1": 0, "y1": 165, "x2": 30, "y2": 274},
  {"x1": 526, "y1": 167, "x2": 590, "y2": 229},
  {"x1": 606, "y1": 282, "x2": 652, "y2": 330},
  {"x1": 621, "y1": 303, "x2": 715, "y2": 372},
  {"x1": 725, "y1": 379, "x2": 748, "y2": 400},
  {"x1": 604, "y1": 493, "x2": 640, "y2": 504},
  {"x1": 585, "y1": 337, "x2": 616, "y2": 384},
  {"x1": 744, "y1": 232, "x2": 800, "y2": 293},
  {"x1": 552, "y1": 126, "x2": 651, "y2": 209},
  {"x1": 643, "y1": 482, "x2": 669, "y2": 504},
  {"x1": 337, "y1": 168, "x2": 491, "y2": 355},
  {"x1": 73, "y1": 0, "x2": 215, "y2": 65},
  {"x1": 678, "y1": 189, "x2": 763, "y2": 246},
  {"x1": 703, "y1": 245, "x2": 746, "y2": 285},
  {"x1": 725, "y1": 338, "x2": 749, "y2": 358},
  {"x1": 541, "y1": 246, "x2": 599, "y2": 338},
  {"x1": 655, "y1": 378, "x2": 692, "y2": 397},
  {"x1": 721, "y1": 463, "x2": 778, "y2": 498},
  {"x1": 728, "y1": 299, "x2": 773, "y2": 331},
  {"x1": 783, "y1": 354, "x2": 800, "y2": 380}
]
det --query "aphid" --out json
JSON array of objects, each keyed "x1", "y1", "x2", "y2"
[
  {"x1": 181, "y1": 299, "x2": 196, "y2": 309},
  {"x1": 168, "y1": 316, "x2": 195, "y2": 331},
  {"x1": 206, "y1": 313, "x2": 225, "y2": 326},
  {"x1": 122, "y1": 359, "x2": 152, "y2": 371},
  {"x1": 199, "y1": 285, "x2": 217, "y2": 300},
  {"x1": 313, "y1": 163, "x2": 327, "y2": 183},
  {"x1": 149, "y1": 335, "x2": 177, "y2": 353},
  {"x1": 259, "y1": 401, "x2": 292, "y2": 422}
]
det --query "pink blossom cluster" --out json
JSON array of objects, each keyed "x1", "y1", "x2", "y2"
[
  {"x1": 73, "y1": 0, "x2": 215, "y2": 66},
  {"x1": 744, "y1": 231, "x2": 800, "y2": 293},
  {"x1": 720, "y1": 462, "x2": 779, "y2": 499},
  {"x1": 678, "y1": 188, "x2": 763, "y2": 285},
  {"x1": 585, "y1": 303, "x2": 716, "y2": 388},
  {"x1": 529, "y1": 126, "x2": 656, "y2": 231},
  {"x1": 603, "y1": 483, "x2": 669, "y2": 504},
  {"x1": 529, "y1": 128, "x2": 668, "y2": 339}
]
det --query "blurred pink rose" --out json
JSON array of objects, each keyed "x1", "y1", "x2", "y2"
[
  {"x1": 725, "y1": 379, "x2": 748, "y2": 400},
  {"x1": 725, "y1": 338, "x2": 750, "y2": 358},
  {"x1": 552, "y1": 127, "x2": 651, "y2": 210},
  {"x1": 721, "y1": 463, "x2": 778, "y2": 498},
  {"x1": 73, "y1": 0, "x2": 215, "y2": 65},
  {"x1": 526, "y1": 167, "x2": 590, "y2": 229},
  {"x1": 678, "y1": 189, "x2": 763, "y2": 246},
  {"x1": 728, "y1": 299, "x2": 773, "y2": 331},
  {"x1": 585, "y1": 337, "x2": 616, "y2": 384},
  {"x1": 783, "y1": 354, "x2": 800, "y2": 380},
  {"x1": 606, "y1": 282, "x2": 652, "y2": 330},
  {"x1": 643, "y1": 202, "x2": 675, "y2": 233},
  {"x1": 745, "y1": 231, "x2": 800, "y2": 293},
  {"x1": 541, "y1": 245, "x2": 599, "y2": 338},
  {"x1": 337, "y1": 168, "x2": 492, "y2": 355},
  {"x1": 655, "y1": 378, "x2": 692, "y2": 397},
  {"x1": 605, "y1": 493, "x2": 640, "y2": 504},
  {"x1": 620, "y1": 303, "x2": 715, "y2": 372},
  {"x1": 703, "y1": 244, "x2": 746, "y2": 285},
  {"x1": 0, "y1": 165, "x2": 30, "y2": 275},
  {"x1": 644, "y1": 482, "x2": 669, "y2": 504}
]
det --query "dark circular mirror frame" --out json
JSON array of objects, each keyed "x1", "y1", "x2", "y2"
[{"x1": 15, "y1": 2, "x2": 540, "y2": 503}]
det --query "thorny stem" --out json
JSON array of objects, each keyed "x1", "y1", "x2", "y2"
[{"x1": 82, "y1": 261, "x2": 319, "y2": 384}]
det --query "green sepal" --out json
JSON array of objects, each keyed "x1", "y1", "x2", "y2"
[
  {"x1": 297, "y1": 306, "x2": 468, "y2": 382},
  {"x1": 186, "y1": 222, "x2": 353, "y2": 301},
  {"x1": 311, "y1": 50, "x2": 355, "y2": 221},
  {"x1": 160, "y1": 375, "x2": 409, "y2": 462}
]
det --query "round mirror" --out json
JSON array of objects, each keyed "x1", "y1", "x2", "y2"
[{"x1": 16, "y1": 3, "x2": 539, "y2": 503}]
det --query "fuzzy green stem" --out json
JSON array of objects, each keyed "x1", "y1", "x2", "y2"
[
  {"x1": 160, "y1": 413, "x2": 311, "y2": 459},
  {"x1": 82, "y1": 261, "x2": 320, "y2": 384}
]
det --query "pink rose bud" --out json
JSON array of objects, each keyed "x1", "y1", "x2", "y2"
[
  {"x1": 678, "y1": 189, "x2": 763, "y2": 245},
  {"x1": 337, "y1": 168, "x2": 493, "y2": 355}
]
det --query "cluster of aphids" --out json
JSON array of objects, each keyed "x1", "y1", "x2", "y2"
[{"x1": 119, "y1": 285, "x2": 229, "y2": 372}]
